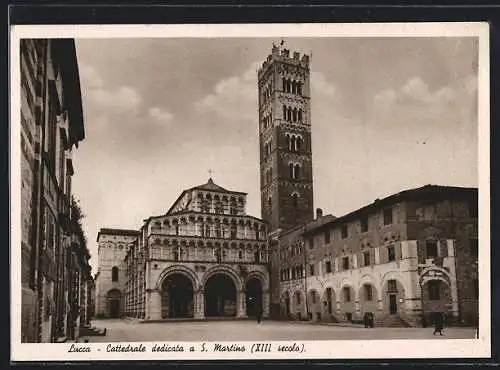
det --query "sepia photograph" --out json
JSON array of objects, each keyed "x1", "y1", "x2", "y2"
[{"x1": 10, "y1": 22, "x2": 490, "y2": 360}]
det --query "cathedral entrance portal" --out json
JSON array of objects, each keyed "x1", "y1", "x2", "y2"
[
  {"x1": 161, "y1": 273, "x2": 194, "y2": 318},
  {"x1": 245, "y1": 278, "x2": 263, "y2": 317},
  {"x1": 204, "y1": 274, "x2": 237, "y2": 317},
  {"x1": 107, "y1": 289, "x2": 122, "y2": 318}
]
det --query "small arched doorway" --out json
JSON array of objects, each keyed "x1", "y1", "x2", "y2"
[
  {"x1": 161, "y1": 273, "x2": 194, "y2": 318},
  {"x1": 107, "y1": 289, "x2": 122, "y2": 318},
  {"x1": 245, "y1": 277, "x2": 263, "y2": 317},
  {"x1": 205, "y1": 273, "x2": 237, "y2": 317}
]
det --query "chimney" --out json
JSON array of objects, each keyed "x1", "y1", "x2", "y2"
[{"x1": 316, "y1": 208, "x2": 323, "y2": 219}]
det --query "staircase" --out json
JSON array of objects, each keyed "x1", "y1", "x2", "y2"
[{"x1": 374, "y1": 314, "x2": 412, "y2": 328}]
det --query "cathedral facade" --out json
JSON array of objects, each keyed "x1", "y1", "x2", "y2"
[{"x1": 97, "y1": 179, "x2": 270, "y2": 320}]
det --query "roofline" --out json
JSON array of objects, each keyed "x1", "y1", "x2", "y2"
[
  {"x1": 303, "y1": 184, "x2": 478, "y2": 236},
  {"x1": 97, "y1": 228, "x2": 139, "y2": 242},
  {"x1": 189, "y1": 185, "x2": 247, "y2": 196}
]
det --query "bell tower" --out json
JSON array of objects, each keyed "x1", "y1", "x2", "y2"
[{"x1": 258, "y1": 43, "x2": 314, "y2": 234}]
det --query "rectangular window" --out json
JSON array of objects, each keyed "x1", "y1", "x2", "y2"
[
  {"x1": 325, "y1": 261, "x2": 332, "y2": 273},
  {"x1": 383, "y1": 207, "x2": 393, "y2": 225},
  {"x1": 309, "y1": 264, "x2": 315, "y2": 276},
  {"x1": 343, "y1": 287, "x2": 351, "y2": 302},
  {"x1": 470, "y1": 239, "x2": 478, "y2": 260},
  {"x1": 363, "y1": 251, "x2": 371, "y2": 266},
  {"x1": 360, "y1": 215, "x2": 368, "y2": 233},
  {"x1": 388, "y1": 245, "x2": 396, "y2": 262},
  {"x1": 341, "y1": 225, "x2": 348, "y2": 239},
  {"x1": 388, "y1": 279, "x2": 397, "y2": 293},
  {"x1": 342, "y1": 256, "x2": 349, "y2": 270},
  {"x1": 324, "y1": 231, "x2": 331, "y2": 244},
  {"x1": 364, "y1": 285, "x2": 373, "y2": 301},
  {"x1": 308, "y1": 238, "x2": 314, "y2": 249},
  {"x1": 428, "y1": 280, "x2": 441, "y2": 300},
  {"x1": 426, "y1": 240, "x2": 438, "y2": 258}
]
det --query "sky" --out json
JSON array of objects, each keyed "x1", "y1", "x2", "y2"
[{"x1": 72, "y1": 37, "x2": 479, "y2": 273}]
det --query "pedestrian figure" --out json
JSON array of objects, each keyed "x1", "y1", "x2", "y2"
[
  {"x1": 256, "y1": 304, "x2": 262, "y2": 324},
  {"x1": 433, "y1": 313, "x2": 444, "y2": 336}
]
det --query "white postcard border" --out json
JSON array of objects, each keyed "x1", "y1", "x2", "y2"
[{"x1": 10, "y1": 22, "x2": 491, "y2": 361}]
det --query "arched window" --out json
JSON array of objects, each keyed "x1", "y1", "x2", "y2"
[
  {"x1": 268, "y1": 196, "x2": 272, "y2": 211},
  {"x1": 294, "y1": 164, "x2": 300, "y2": 180},
  {"x1": 297, "y1": 82, "x2": 302, "y2": 95},
  {"x1": 286, "y1": 80, "x2": 291, "y2": 93},
  {"x1": 298, "y1": 109, "x2": 303, "y2": 122},
  {"x1": 290, "y1": 136, "x2": 296, "y2": 152},
  {"x1": 111, "y1": 266, "x2": 119, "y2": 282},
  {"x1": 287, "y1": 107, "x2": 292, "y2": 122},
  {"x1": 296, "y1": 136, "x2": 302, "y2": 152},
  {"x1": 230, "y1": 223, "x2": 237, "y2": 239},
  {"x1": 292, "y1": 193, "x2": 299, "y2": 208},
  {"x1": 293, "y1": 108, "x2": 297, "y2": 122},
  {"x1": 282, "y1": 77, "x2": 286, "y2": 92},
  {"x1": 289, "y1": 163, "x2": 294, "y2": 179},
  {"x1": 283, "y1": 105, "x2": 287, "y2": 119},
  {"x1": 292, "y1": 81, "x2": 297, "y2": 94}
]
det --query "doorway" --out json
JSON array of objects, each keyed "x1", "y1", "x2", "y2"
[
  {"x1": 204, "y1": 273, "x2": 237, "y2": 317},
  {"x1": 162, "y1": 273, "x2": 194, "y2": 318},
  {"x1": 245, "y1": 278, "x2": 263, "y2": 317},
  {"x1": 109, "y1": 299, "x2": 120, "y2": 318},
  {"x1": 107, "y1": 289, "x2": 122, "y2": 318},
  {"x1": 389, "y1": 294, "x2": 398, "y2": 314}
]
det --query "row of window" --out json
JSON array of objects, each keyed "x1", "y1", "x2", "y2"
[
  {"x1": 153, "y1": 223, "x2": 265, "y2": 240},
  {"x1": 149, "y1": 246, "x2": 268, "y2": 264},
  {"x1": 282, "y1": 105, "x2": 303, "y2": 123},
  {"x1": 282, "y1": 78, "x2": 303, "y2": 95},
  {"x1": 308, "y1": 208, "x2": 394, "y2": 247},
  {"x1": 285, "y1": 134, "x2": 303, "y2": 152}
]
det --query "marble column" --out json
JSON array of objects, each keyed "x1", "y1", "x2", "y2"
[
  {"x1": 146, "y1": 289, "x2": 162, "y2": 321},
  {"x1": 263, "y1": 290, "x2": 270, "y2": 318},
  {"x1": 195, "y1": 290, "x2": 205, "y2": 319},
  {"x1": 236, "y1": 291, "x2": 246, "y2": 318}
]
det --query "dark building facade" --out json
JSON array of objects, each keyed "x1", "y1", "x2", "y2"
[{"x1": 19, "y1": 38, "x2": 90, "y2": 343}]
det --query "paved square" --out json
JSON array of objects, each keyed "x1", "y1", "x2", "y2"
[{"x1": 86, "y1": 319, "x2": 476, "y2": 342}]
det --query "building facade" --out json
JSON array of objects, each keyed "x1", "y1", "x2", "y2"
[
  {"x1": 97, "y1": 179, "x2": 271, "y2": 320},
  {"x1": 95, "y1": 229, "x2": 139, "y2": 318},
  {"x1": 19, "y1": 38, "x2": 91, "y2": 343},
  {"x1": 258, "y1": 44, "x2": 314, "y2": 234},
  {"x1": 275, "y1": 185, "x2": 478, "y2": 327}
]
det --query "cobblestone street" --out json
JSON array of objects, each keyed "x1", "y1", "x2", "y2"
[{"x1": 86, "y1": 319, "x2": 477, "y2": 342}]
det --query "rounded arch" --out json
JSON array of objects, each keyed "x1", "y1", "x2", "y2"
[
  {"x1": 156, "y1": 264, "x2": 200, "y2": 292},
  {"x1": 202, "y1": 265, "x2": 243, "y2": 292},
  {"x1": 245, "y1": 270, "x2": 269, "y2": 291}
]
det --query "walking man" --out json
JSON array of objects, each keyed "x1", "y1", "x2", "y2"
[
  {"x1": 433, "y1": 313, "x2": 444, "y2": 336},
  {"x1": 256, "y1": 303, "x2": 262, "y2": 324}
]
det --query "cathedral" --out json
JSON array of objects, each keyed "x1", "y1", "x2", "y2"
[
  {"x1": 96, "y1": 179, "x2": 270, "y2": 320},
  {"x1": 95, "y1": 43, "x2": 478, "y2": 327}
]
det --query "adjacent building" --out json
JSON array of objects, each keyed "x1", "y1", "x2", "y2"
[
  {"x1": 95, "y1": 228, "x2": 139, "y2": 318},
  {"x1": 274, "y1": 185, "x2": 478, "y2": 327},
  {"x1": 19, "y1": 38, "x2": 91, "y2": 343}
]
